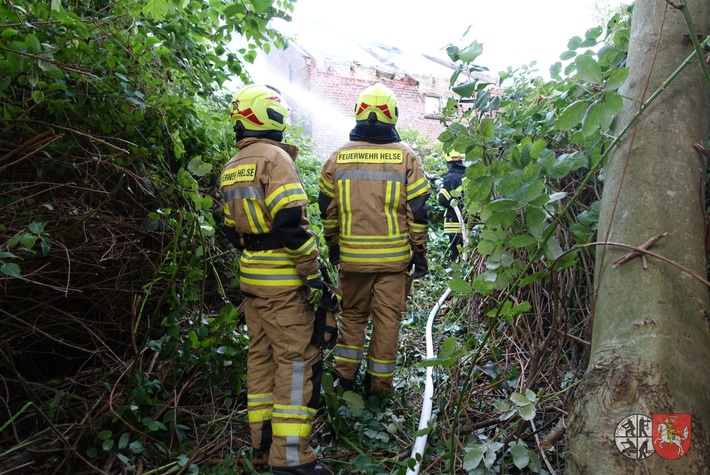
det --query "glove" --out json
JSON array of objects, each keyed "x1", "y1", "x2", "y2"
[
  {"x1": 305, "y1": 273, "x2": 324, "y2": 307},
  {"x1": 328, "y1": 244, "x2": 340, "y2": 267},
  {"x1": 312, "y1": 307, "x2": 338, "y2": 350},
  {"x1": 409, "y1": 252, "x2": 428, "y2": 279}
]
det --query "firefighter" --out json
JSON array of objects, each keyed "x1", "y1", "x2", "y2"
[
  {"x1": 318, "y1": 82, "x2": 430, "y2": 395},
  {"x1": 437, "y1": 150, "x2": 467, "y2": 261},
  {"x1": 220, "y1": 84, "x2": 332, "y2": 475}
]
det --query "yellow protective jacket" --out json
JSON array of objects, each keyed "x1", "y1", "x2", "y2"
[
  {"x1": 318, "y1": 140, "x2": 430, "y2": 273},
  {"x1": 221, "y1": 137, "x2": 320, "y2": 297}
]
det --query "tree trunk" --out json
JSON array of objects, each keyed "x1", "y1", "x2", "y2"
[{"x1": 567, "y1": 0, "x2": 710, "y2": 473}]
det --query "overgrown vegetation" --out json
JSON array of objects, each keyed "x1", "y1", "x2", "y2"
[{"x1": 0, "y1": 0, "x2": 635, "y2": 473}]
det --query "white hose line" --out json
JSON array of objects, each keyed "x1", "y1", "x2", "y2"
[
  {"x1": 406, "y1": 285, "x2": 451, "y2": 475},
  {"x1": 406, "y1": 205, "x2": 469, "y2": 475}
]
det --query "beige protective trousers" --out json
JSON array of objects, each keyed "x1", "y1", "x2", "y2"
[
  {"x1": 244, "y1": 292, "x2": 322, "y2": 469},
  {"x1": 333, "y1": 270, "x2": 409, "y2": 393}
]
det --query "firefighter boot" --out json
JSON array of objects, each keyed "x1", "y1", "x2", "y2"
[
  {"x1": 272, "y1": 462, "x2": 333, "y2": 475},
  {"x1": 333, "y1": 372, "x2": 355, "y2": 392}
]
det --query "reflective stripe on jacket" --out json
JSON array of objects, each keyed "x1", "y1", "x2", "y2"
[
  {"x1": 221, "y1": 137, "x2": 320, "y2": 297},
  {"x1": 438, "y1": 169, "x2": 465, "y2": 236},
  {"x1": 318, "y1": 141, "x2": 430, "y2": 273}
]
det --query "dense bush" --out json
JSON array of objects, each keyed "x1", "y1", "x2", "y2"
[{"x1": 0, "y1": 0, "x2": 635, "y2": 473}]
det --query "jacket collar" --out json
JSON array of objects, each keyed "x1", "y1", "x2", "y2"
[{"x1": 236, "y1": 137, "x2": 299, "y2": 161}]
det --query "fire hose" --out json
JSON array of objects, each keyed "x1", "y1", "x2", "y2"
[{"x1": 406, "y1": 177, "x2": 468, "y2": 475}]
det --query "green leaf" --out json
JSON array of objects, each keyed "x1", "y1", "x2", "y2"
[
  {"x1": 530, "y1": 139, "x2": 547, "y2": 159},
  {"x1": 28, "y1": 221, "x2": 45, "y2": 234},
  {"x1": 585, "y1": 26, "x2": 604, "y2": 41},
  {"x1": 252, "y1": 0, "x2": 273, "y2": 12},
  {"x1": 486, "y1": 210, "x2": 517, "y2": 229},
  {"x1": 448, "y1": 277, "x2": 472, "y2": 295},
  {"x1": 471, "y1": 272, "x2": 497, "y2": 295},
  {"x1": 25, "y1": 34, "x2": 42, "y2": 54},
  {"x1": 548, "y1": 192, "x2": 567, "y2": 203},
  {"x1": 511, "y1": 302, "x2": 532, "y2": 315},
  {"x1": 567, "y1": 36, "x2": 582, "y2": 50},
  {"x1": 606, "y1": 67, "x2": 629, "y2": 90},
  {"x1": 459, "y1": 40, "x2": 483, "y2": 63},
  {"x1": 142, "y1": 0, "x2": 169, "y2": 20},
  {"x1": 511, "y1": 444, "x2": 530, "y2": 470},
  {"x1": 479, "y1": 117, "x2": 494, "y2": 141},
  {"x1": 575, "y1": 54, "x2": 602, "y2": 83},
  {"x1": 1, "y1": 263, "x2": 21, "y2": 277},
  {"x1": 519, "y1": 271, "x2": 548, "y2": 287},
  {"x1": 521, "y1": 180, "x2": 546, "y2": 204},
  {"x1": 463, "y1": 446, "x2": 485, "y2": 471},
  {"x1": 487, "y1": 198, "x2": 518, "y2": 212},
  {"x1": 545, "y1": 235, "x2": 564, "y2": 261},
  {"x1": 484, "y1": 443, "x2": 500, "y2": 468},
  {"x1": 439, "y1": 336, "x2": 458, "y2": 359},
  {"x1": 508, "y1": 235, "x2": 537, "y2": 249},
  {"x1": 2, "y1": 28, "x2": 19, "y2": 39},
  {"x1": 526, "y1": 207, "x2": 547, "y2": 238},
  {"x1": 511, "y1": 392, "x2": 531, "y2": 406},
  {"x1": 529, "y1": 451, "x2": 543, "y2": 472},
  {"x1": 581, "y1": 101, "x2": 603, "y2": 137},
  {"x1": 452, "y1": 81, "x2": 477, "y2": 98},
  {"x1": 604, "y1": 91, "x2": 623, "y2": 115},
  {"x1": 467, "y1": 176, "x2": 493, "y2": 203},
  {"x1": 555, "y1": 101, "x2": 591, "y2": 131},
  {"x1": 559, "y1": 50, "x2": 576, "y2": 61},
  {"x1": 187, "y1": 157, "x2": 212, "y2": 177},
  {"x1": 342, "y1": 391, "x2": 364, "y2": 416},
  {"x1": 518, "y1": 403, "x2": 536, "y2": 421},
  {"x1": 31, "y1": 90, "x2": 44, "y2": 103},
  {"x1": 129, "y1": 440, "x2": 144, "y2": 454},
  {"x1": 549, "y1": 151, "x2": 588, "y2": 179}
]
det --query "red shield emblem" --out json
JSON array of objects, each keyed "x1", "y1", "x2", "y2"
[{"x1": 652, "y1": 413, "x2": 691, "y2": 459}]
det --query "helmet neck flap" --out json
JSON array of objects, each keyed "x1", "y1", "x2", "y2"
[
  {"x1": 349, "y1": 122, "x2": 401, "y2": 144},
  {"x1": 234, "y1": 122, "x2": 284, "y2": 143}
]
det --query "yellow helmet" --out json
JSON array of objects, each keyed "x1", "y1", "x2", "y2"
[
  {"x1": 229, "y1": 84, "x2": 290, "y2": 134},
  {"x1": 354, "y1": 83, "x2": 399, "y2": 125},
  {"x1": 445, "y1": 150, "x2": 465, "y2": 162}
]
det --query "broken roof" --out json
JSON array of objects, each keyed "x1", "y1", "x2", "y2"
[{"x1": 274, "y1": 17, "x2": 498, "y2": 84}]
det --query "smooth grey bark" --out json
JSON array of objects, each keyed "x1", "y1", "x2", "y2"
[{"x1": 567, "y1": 0, "x2": 710, "y2": 473}]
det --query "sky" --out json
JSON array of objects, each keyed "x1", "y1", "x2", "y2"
[{"x1": 270, "y1": 0, "x2": 630, "y2": 78}]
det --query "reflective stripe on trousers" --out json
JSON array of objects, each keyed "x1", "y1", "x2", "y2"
[
  {"x1": 334, "y1": 270, "x2": 408, "y2": 393},
  {"x1": 244, "y1": 291, "x2": 322, "y2": 467}
]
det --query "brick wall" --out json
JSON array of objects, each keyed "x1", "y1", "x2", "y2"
[{"x1": 264, "y1": 47, "x2": 453, "y2": 158}]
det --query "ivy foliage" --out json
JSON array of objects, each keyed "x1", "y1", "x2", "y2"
[
  {"x1": 439, "y1": 7, "x2": 632, "y2": 300},
  {"x1": 405, "y1": 6, "x2": 634, "y2": 474},
  {"x1": 0, "y1": 0, "x2": 639, "y2": 472},
  {"x1": 0, "y1": 0, "x2": 295, "y2": 473}
]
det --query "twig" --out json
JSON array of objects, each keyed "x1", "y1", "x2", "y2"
[
  {"x1": 0, "y1": 47, "x2": 100, "y2": 78},
  {"x1": 531, "y1": 420, "x2": 557, "y2": 475},
  {"x1": 539, "y1": 416, "x2": 567, "y2": 450},
  {"x1": 612, "y1": 233, "x2": 667, "y2": 269},
  {"x1": 554, "y1": 329, "x2": 590, "y2": 346},
  {"x1": 0, "y1": 130, "x2": 63, "y2": 173},
  {"x1": 573, "y1": 241, "x2": 710, "y2": 288}
]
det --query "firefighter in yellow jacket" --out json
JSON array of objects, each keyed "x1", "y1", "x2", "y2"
[
  {"x1": 220, "y1": 84, "x2": 332, "y2": 475},
  {"x1": 318, "y1": 83, "x2": 430, "y2": 395}
]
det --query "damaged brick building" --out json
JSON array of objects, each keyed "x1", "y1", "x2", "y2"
[{"x1": 254, "y1": 21, "x2": 498, "y2": 157}]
